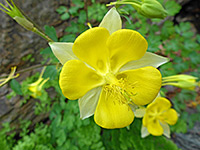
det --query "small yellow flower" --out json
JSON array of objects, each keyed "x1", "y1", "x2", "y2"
[
  {"x1": 142, "y1": 97, "x2": 178, "y2": 137},
  {"x1": 28, "y1": 68, "x2": 49, "y2": 98},
  {"x1": 49, "y1": 8, "x2": 168, "y2": 129},
  {"x1": 162, "y1": 74, "x2": 199, "y2": 90},
  {"x1": 0, "y1": 66, "x2": 19, "y2": 87}
]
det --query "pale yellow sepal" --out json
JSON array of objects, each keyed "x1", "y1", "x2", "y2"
[
  {"x1": 134, "y1": 107, "x2": 146, "y2": 118},
  {"x1": 120, "y1": 52, "x2": 169, "y2": 71},
  {"x1": 99, "y1": 7, "x2": 122, "y2": 34},
  {"x1": 160, "y1": 122, "x2": 170, "y2": 138},
  {"x1": 141, "y1": 125, "x2": 150, "y2": 138},
  {"x1": 79, "y1": 87, "x2": 102, "y2": 119},
  {"x1": 49, "y1": 42, "x2": 77, "y2": 65}
]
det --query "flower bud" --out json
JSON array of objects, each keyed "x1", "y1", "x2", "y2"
[
  {"x1": 108, "y1": 0, "x2": 168, "y2": 19},
  {"x1": 135, "y1": 0, "x2": 168, "y2": 19},
  {"x1": 0, "y1": 0, "x2": 34, "y2": 31},
  {"x1": 162, "y1": 74, "x2": 199, "y2": 90},
  {"x1": 13, "y1": 16, "x2": 34, "y2": 31}
]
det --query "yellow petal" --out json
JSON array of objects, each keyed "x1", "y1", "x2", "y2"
[
  {"x1": 94, "y1": 89, "x2": 134, "y2": 129},
  {"x1": 107, "y1": 29, "x2": 148, "y2": 73},
  {"x1": 142, "y1": 113, "x2": 148, "y2": 127},
  {"x1": 161, "y1": 109, "x2": 178, "y2": 125},
  {"x1": 146, "y1": 97, "x2": 172, "y2": 114},
  {"x1": 147, "y1": 119, "x2": 163, "y2": 136},
  {"x1": 117, "y1": 66, "x2": 161, "y2": 105},
  {"x1": 120, "y1": 52, "x2": 169, "y2": 72},
  {"x1": 73, "y1": 27, "x2": 110, "y2": 74},
  {"x1": 59, "y1": 60, "x2": 105, "y2": 100},
  {"x1": 49, "y1": 42, "x2": 77, "y2": 65},
  {"x1": 99, "y1": 7, "x2": 122, "y2": 34}
]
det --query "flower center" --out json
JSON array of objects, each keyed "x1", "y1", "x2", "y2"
[
  {"x1": 149, "y1": 110, "x2": 167, "y2": 121},
  {"x1": 103, "y1": 73, "x2": 136, "y2": 105}
]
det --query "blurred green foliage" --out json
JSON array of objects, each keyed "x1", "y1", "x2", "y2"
[
  {"x1": 3, "y1": 0, "x2": 200, "y2": 149},
  {"x1": 0, "y1": 100, "x2": 180, "y2": 150}
]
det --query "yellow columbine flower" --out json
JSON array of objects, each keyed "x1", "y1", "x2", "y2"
[
  {"x1": 49, "y1": 8, "x2": 169, "y2": 129},
  {"x1": 142, "y1": 97, "x2": 178, "y2": 138},
  {"x1": 28, "y1": 68, "x2": 49, "y2": 98},
  {"x1": 0, "y1": 66, "x2": 19, "y2": 87},
  {"x1": 162, "y1": 74, "x2": 199, "y2": 90}
]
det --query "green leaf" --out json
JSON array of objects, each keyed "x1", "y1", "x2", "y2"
[
  {"x1": 165, "y1": 0, "x2": 181, "y2": 16},
  {"x1": 72, "y1": 0, "x2": 84, "y2": 8},
  {"x1": 69, "y1": 7, "x2": 79, "y2": 15},
  {"x1": 10, "y1": 79, "x2": 23, "y2": 95},
  {"x1": 78, "y1": 10, "x2": 87, "y2": 24},
  {"x1": 60, "y1": 34, "x2": 76, "y2": 42},
  {"x1": 40, "y1": 47, "x2": 58, "y2": 63},
  {"x1": 197, "y1": 34, "x2": 200, "y2": 43},
  {"x1": 43, "y1": 65, "x2": 58, "y2": 80},
  {"x1": 61, "y1": 13, "x2": 70, "y2": 20},
  {"x1": 44, "y1": 25, "x2": 58, "y2": 42},
  {"x1": 175, "y1": 22, "x2": 191, "y2": 34},
  {"x1": 161, "y1": 21, "x2": 175, "y2": 40},
  {"x1": 102, "y1": 119, "x2": 180, "y2": 150},
  {"x1": 147, "y1": 35, "x2": 162, "y2": 52},
  {"x1": 65, "y1": 21, "x2": 79, "y2": 33},
  {"x1": 171, "y1": 119, "x2": 187, "y2": 133},
  {"x1": 56, "y1": 6, "x2": 67, "y2": 14}
]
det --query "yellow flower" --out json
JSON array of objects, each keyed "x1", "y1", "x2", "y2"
[
  {"x1": 0, "y1": 66, "x2": 19, "y2": 87},
  {"x1": 49, "y1": 8, "x2": 168, "y2": 129},
  {"x1": 162, "y1": 74, "x2": 199, "y2": 90},
  {"x1": 142, "y1": 97, "x2": 178, "y2": 138},
  {"x1": 28, "y1": 68, "x2": 49, "y2": 98}
]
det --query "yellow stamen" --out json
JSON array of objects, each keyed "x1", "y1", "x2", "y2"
[
  {"x1": 87, "y1": 22, "x2": 92, "y2": 29},
  {"x1": 103, "y1": 74, "x2": 137, "y2": 105}
]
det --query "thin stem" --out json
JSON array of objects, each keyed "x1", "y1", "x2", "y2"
[
  {"x1": 107, "y1": 0, "x2": 142, "y2": 7},
  {"x1": 32, "y1": 27, "x2": 53, "y2": 42},
  {"x1": 11, "y1": 1, "x2": 54, "y2": 42},
  {"x1": 0, "y1": 3, "x2": 10, "y2": 11},
  {"x1": 0, "y1": 63, "x2": 57, "y2": 79}
]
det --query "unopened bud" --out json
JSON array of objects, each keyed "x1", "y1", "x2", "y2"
[
  {"x1": 0, "y1": 0, "x2": 34, "y2": 31},
  {"x1": 162, "y1": 74, "x2": 199, "y2": 90},
  {"x1": 13, "y1": 16, "x2": 34, "y2": 31},
  {"x1": 135, "y1": 0, "x2": 168, "y2": 19},
  {"x1": 108, "y1": 0, "x2": 168, "y2": 19}
]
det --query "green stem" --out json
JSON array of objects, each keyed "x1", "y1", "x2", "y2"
[
  {"x1": 107, "y1": 0, "x2": 142, "y2": 7},
  {"x1": 32, "y1": 27, "x2": 53, "y2": 42},
  {"x1": 12, "y1": 1, "x2": 54, "y2": 42}
]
